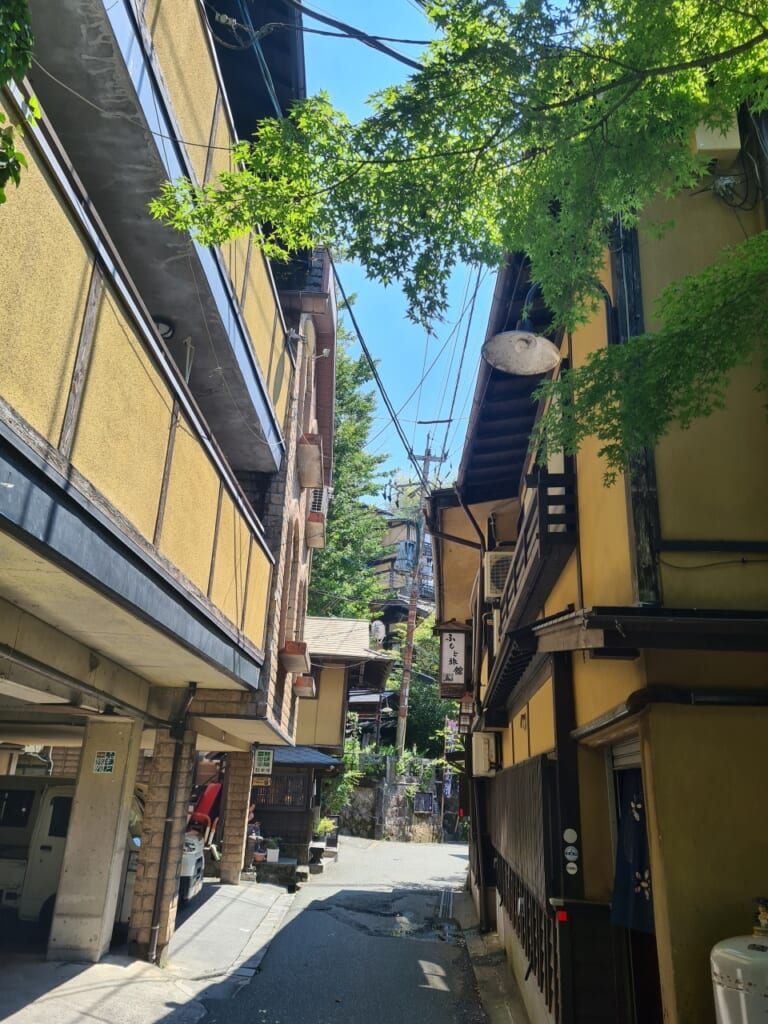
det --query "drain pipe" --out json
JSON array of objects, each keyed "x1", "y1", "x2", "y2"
[
  {"x1": 148, "y1": 682, "x2": 196, "y2": 964},
  {"x1": 455, "y1": 488, "x2": 491, "y2": 931}
]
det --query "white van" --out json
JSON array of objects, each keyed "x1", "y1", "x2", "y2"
[{"x1": 0, "y1": 776, "x2": 141, "y2": 933}]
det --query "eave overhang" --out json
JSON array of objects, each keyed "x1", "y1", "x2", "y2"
[
  {"x1": 457, "y1": 256, "x2": 557, "y2": 507},
  {"x1": 0, "y1": 424, "x2": 265, "y2": 691},
  {"x1": 485, "y1": 606, "x2": 768, "y2": 712}
]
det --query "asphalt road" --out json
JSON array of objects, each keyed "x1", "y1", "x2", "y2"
[{"x1": 201, "y1": 837, "x2": 485, "y2": 1024}]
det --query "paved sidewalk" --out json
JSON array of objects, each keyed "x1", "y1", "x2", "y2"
[
  {"x1": 0, "y1": 880, "x2": 294, "y2": 1024},
  {"x1": 0, "y1": 852, "x2": 529, "y2": 1024}
]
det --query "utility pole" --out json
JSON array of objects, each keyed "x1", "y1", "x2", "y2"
[{"x1": 395, "y1": 437, "x2": 444, "y2": 755}]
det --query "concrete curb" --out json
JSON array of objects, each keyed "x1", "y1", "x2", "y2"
[{"x1": 454, "y1": 891, "x2": 532, "y2": 1024}]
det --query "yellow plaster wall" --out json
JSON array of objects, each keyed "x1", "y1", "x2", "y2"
[
  {"x1": 569, "y1": 296, "x2": 636, "y2": 608},
  {"x1": 158, "y1": 417, "x2": 219, "y2": 592},
  {"x1": 479, "y1": 650, "x2": 489, "y2": 705},
  {"x1": 655, "y1": 360, "x2": 768, "y2": 608},
  {"x1": 500, "y1": 725, "x2": 513, "y2": 768},
  {"x1": 437, "y1": 503, "x2": 494, "y2": 625},
  {"x1": 576, "y1": 746, "x2": 613, "y2": 902},
  {"x1": 222, "y1": 235, "x2": 250, "y2": 305},
  {"x1": 71, "y1": 288, "x2": 170, "y2": 541},
  {"x1": 270, "y1": 344, "x2": 291, "y2": 427},
  {"x1": 637, "y1": 195, "x2": 768, "y2": 609},
  {"x1": 528, "y1": 678, "x2": 555, "y2": 757},
  {"x1": 644, "y1": 649, "x2": 768, "y2": 690},
  {"x1": 543, "y1": 552, "x2": 579, "y2": 618},
  {"x1": 491, "y1": 502, "x2": 519, "y2": 546},
  {"x1": 210, "y1": 491, "x2": 250, "y2": 627},
  {"x1": 145, "y1": 2, "x2": 217, "y2": 184},
  {"x1": 243, "y1": 544, "x2": 272, "y2": 650},
  {"x1": 295, "y1": 691, "x2": 319, "y2": 744},
  {"x1": 206, "y1": 98, "x2": 232, "y2": 184},
  {"x1": 512, "y1": 709, "x2": 530, "y2": 763},
  {"x1": 0, "y1": 116, "x2": 90, "y2": 443},
  {"x1": 296, "y1": 664, "x2": 345, "y2": 747},
  {"x1": 508, "y1": 679, "x2": 555, "y2": 767},
  {"x1": 643, "y1": 704, "x2": 768, "y2": 1024},
  {"x1": 638, "y1": 194, "x2": 762, "y2": 332},
  {"x1": 242, "y1": 254, "x2": 280, "y2": 383},
  {"x1": 572, "y1": 652, "x2": 646, "y2": 728}
]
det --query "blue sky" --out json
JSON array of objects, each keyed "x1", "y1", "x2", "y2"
[{"x1": 302, "y1": 1, "x2": 496, "y2": 488}]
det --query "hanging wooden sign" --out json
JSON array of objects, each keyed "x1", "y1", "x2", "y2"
[{"x1": 439, "y1": 629, "x2": 469, "y2": 699}]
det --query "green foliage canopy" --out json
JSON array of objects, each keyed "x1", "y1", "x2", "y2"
[
  {"x1": 307, "y1": 326, "x2": 389, "y2": 617},
  {"x1": 0, "y1": 0, "x2": 34, "y2": 203},
  {"x1": 152, "y1": 0, "x2": 768, "y2": 471}
]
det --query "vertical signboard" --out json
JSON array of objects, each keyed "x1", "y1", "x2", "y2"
[{"x1": 439, "y1": 630, "x2": 468, "y2": 698}]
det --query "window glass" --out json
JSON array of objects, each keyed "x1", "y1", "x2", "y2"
[
  {"x1": 0, "y1": 789, "x2": 35, "y2": 827},
  {"x1": 48, "y1": 796, "x2": 73, "y2": 838},
  {"x1": 251, "y1": 774, "x2": 307, "y2": 809}
]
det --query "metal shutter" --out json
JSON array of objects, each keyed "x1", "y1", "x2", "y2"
[{"x1": 612, "y1": 734, "x2": 641, "y2": 770}]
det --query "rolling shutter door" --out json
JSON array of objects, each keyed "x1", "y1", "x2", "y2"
[{"x1": 612, "y1": 735, "x2": 641, "y2": 770}]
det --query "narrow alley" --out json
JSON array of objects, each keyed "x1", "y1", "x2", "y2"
[
  {"x1": 0, "y1": 839, "x2": 522, "y2": 1024},
  {"x1": 204, "y1": 838, "x2": 484, "y2": 1024}
]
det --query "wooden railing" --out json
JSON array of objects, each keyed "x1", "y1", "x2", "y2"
[{"x1": 499, "y1": 471, "x2": 578, "y2": 632}]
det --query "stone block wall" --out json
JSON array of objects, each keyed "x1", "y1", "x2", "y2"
[
  {"x1": 340, "y1": 785, "x2": 377, "y2": 839},
  {"x1": 128, "y1": 728, "x2": 197, "y2": 963},
  {"x1": 340, "y1": 781, "x2": 442, "y2": 843}
]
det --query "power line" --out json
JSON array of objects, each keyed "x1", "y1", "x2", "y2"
[
  {"x1": 365, "y1": 268, "x2": 490, "y2": 452},
  {"x1": 330, "y1": 255, "x2": 430, "y2": 492},
  {"x1": 276, "y1": 0, "x2": 424, "y2": 71},
  {"x1": 439, "y1": 265, "x2": 483, "y2": 459}
]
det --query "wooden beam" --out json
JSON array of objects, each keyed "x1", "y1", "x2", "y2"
[{"x1": 58, "y1": 262, "x2": 103, "y2": 458}]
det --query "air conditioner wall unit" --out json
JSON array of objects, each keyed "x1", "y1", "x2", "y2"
[
  {"x1": 484, "y1": 549, "x2": 514, "y2": 600},
  {"x1": 472, "y1": 732, "x2": 498, "y2": 777}
]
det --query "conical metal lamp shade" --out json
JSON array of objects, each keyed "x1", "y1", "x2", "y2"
[{"x1": 481, "y1": 330, "x2": 561, "y2": 375}]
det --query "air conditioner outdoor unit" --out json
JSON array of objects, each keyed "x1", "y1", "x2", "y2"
[
  {"x1": 484, "y1": 549, "x2": 514, "y2": 600},
  {"x1": 472, "y1": 732, "x2": 498, "y2": 777},
  {"x1": 310, "y1": 486, "x2": 332, "y2": 516}
]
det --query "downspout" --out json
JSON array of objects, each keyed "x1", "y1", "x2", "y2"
[
  {"x1": 454, "y1": 489, "x2": 486, "y2": 709},
  {"x1": 455, "y1": 488, "x2": 491, "y2": 931},
  {"x1": 148, "y1": 681, "x2": 197, "y2": 964}
]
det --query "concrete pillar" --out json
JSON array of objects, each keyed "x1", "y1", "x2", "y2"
[
  {"x1": 48, "y1": 717, "x2": 142, "y2": 961},
  {"x1": 128, "y1": 727, "x2": 196, "y2": 964},
  {"x1": 219, "y1": 750, "x2": 254, "y2": 883}
]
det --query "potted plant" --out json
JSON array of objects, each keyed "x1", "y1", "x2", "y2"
[
  {"x1": 265, "y1": 837, "x2": 281, "y2": 863},
  {"x1": 312, "y1": 817, "x2": 336, "y2": 841}
]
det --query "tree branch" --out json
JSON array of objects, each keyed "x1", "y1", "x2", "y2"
[{"x1": 534, "y1": 27, "x2": 768, "y2": 114}]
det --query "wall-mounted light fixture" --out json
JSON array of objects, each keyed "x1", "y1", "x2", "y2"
[
  {"x1": 153, "y1": 317, "x2": 175, "y2": 341},
  {"x1": 481, "y1": 282, "x2": 560, "y2": 375}
]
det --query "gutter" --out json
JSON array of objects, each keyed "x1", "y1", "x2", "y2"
[{"x1": 572, "y1": 686, "x2": 768, "y2": 743}]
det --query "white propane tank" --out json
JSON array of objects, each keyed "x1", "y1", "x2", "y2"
[{"x1": 711, "y1": 898, "x2": 768, "y2": 1023}]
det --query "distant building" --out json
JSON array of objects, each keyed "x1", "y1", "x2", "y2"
[{"x1": 370, "y1": 513, "x2": 435, "y2": 648}]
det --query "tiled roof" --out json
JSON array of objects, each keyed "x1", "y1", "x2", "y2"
[{"x1": 303, "y1": 617, "x2": 392, "y2": 661}]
